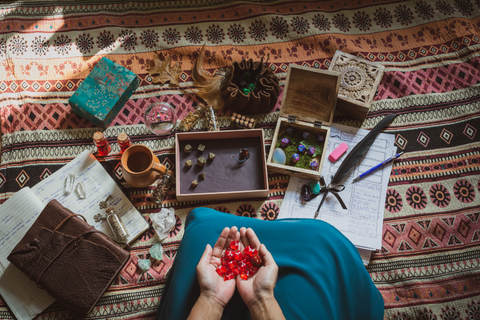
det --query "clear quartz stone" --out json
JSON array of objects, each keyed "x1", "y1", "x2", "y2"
[
  {"x1": 64, "y1": 173, "x2": 75, "y2": 195},
  {"x1": 75, "y1": 181, "x2": 86, "y2": 199}
]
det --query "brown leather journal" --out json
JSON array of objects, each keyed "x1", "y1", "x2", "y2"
[{"x1": 7, "y1": 199, "x2": 130, "y2": 319}]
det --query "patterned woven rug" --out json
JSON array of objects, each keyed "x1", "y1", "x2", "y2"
[{"x1": 1, "y1": 0, "x2": 480, "y2": 319}]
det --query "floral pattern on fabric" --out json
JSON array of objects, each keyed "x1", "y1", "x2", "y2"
[
  {"x1": 75, "y1": 33, "x2": 94, "y2": 55},
  {"x1": 453, "y1": 179, "x2": 475, "y2": 203},
  {"x1": 227, "y1": 24, "x2": 246, "y2": 43},
  {"x1": 333, "y1": 14, "x2": 351, "y2": 32},
  {"x1": 97, "y1": 30, "x2": 115, "y2": 52},
  {"x1": 185, "y1": 26, "x2": 203, "y2": 44},
  {"x1": 353, "y1": 12, "x2": 372, "y2": 31},
  {"x1": 9, "y1": 35, "x2": 27, "y2": 55},
  {"x1": 386, "y1": 189, "x2": 403, "y2": 213},
  {"x1": 162, "y1": 28, "x2": 181, "y2": 45},
  {"x1": 261, "y1": 202, "x2": 279, "y2": 220},
  {"x1": 249, "y1": 20, "x2": 268, "y2": 41},
  {"x1": 394, "y1": 5, "x2": 414, "y2": 25},
  {"x1": 270, "y1": 16, "x2": 289, "y2": 39},
  {"x1": 31, "y1": 36, "x2": 49, "y2": 56},
  {"x1": 291, "y1": 16, "x2": 310, "y2": 34},
  {"x1": 312, "y1": 14, "x2": 331, "y2": 31},
  {"x1": 429, "y1": 184, "x2": 451, "y2": 208},
  {"x1": 206, "y1": 24, "x2": 225, "y2": 44},
  {"x1": 406, "y1": 186, "x2": 428, "y2": 210},
  {"x1": 236, "y1": 203, "x2": 256, "y2": 218},
  {"x1": 140, "y1": 30, "x2": 159, "y2": 48},
  {"x1": 119, "y1": 30, "x2": 137, "y2": 51}
]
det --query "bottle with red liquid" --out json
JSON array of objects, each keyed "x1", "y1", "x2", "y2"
[
  {"x1": 93, "y1": 132, "x2": 111, "y2": 156},
  {"x1": 117, "y1": 132, "x2": 132, "y2": 153}
]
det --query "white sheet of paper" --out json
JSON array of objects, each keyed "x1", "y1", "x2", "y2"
[
  {"x1": 0, "y1": 187, "x2": 55, "y2": 319},
  {"x1": 278, "y1": 123, "x2": 396, "y2": 251},
  {"x1": 32, "y1": 150, "x2": 148, "y2": 244}
]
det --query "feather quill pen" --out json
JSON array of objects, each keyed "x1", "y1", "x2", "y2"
[{"x1": 314, "y1": 113, "x2": 397, "y2": 219}]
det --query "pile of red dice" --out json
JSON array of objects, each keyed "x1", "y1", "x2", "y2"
[{"x1": 216, "y1": 240, "x2": 263, "y2": 281}]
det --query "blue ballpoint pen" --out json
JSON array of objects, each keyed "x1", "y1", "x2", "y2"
[{"x1": 352, "y1": 152, "x2": 404, "y2": 183}]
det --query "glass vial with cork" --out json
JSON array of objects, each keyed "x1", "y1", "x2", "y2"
[
  {"x1": 178, "y1": 105, "x2": 204, "y2": 132},
  {"x1": 151, "y1": 170, "x2": 174, "y2": 204},
  {"x1": 205, "y1": 105, "x2": 220, "y2": 131},
  {"x1": 106, "y1": 207, "x2": 129, "y2": 243},
  {"x1": 117, "y1": 132, "x2": 132, "y2": 153},
  {"x1": 93, "y1": 132, "x2": 111, "y2": 156}
]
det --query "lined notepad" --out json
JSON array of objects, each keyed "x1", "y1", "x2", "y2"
[{"x1": 0, "y1": 150, "x2": 148, "y2": 319}]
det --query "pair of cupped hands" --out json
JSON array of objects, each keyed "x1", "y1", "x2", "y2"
[{"x1": 194, "y1": 226, "x2": 281, "y2": 316}]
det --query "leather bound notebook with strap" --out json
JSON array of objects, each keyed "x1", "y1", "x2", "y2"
[{"x1": 7, "y1": 199, "x2": 130, "y2": 319}]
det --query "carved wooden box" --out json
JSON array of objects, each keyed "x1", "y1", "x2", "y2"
[
  {"x1": 266, "y1": 64, "x2": 340, "y2": 180},
  {"x1": 328, "y1": 50, "x2": 385, "y2": 120}
]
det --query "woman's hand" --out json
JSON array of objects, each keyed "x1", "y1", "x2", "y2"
[
  {"x1": 189, "y1": 226, "x2": 239, "y2": 319},
  {"x1": 236, "y1": 228, "x2": 285, "y2": 320}
]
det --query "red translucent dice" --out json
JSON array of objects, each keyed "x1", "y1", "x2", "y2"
[
  {"x1": 218, "y1": 241, "x2": 264, "y2": 281},
  {"x1": 229, "y1": 240, "x2": 239, "y2": 251}
]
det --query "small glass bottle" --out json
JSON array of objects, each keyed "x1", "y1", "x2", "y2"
[
  {"x1": 205, "y1": 106, "x2": 219, "y2": 131},
  {"x1": 151, "y1": 170, "x2": 174, "y2": 204},
  {"x1": 178, "y1": 105, "x2": 204, "y2": 132},
  {"x1": 93, "y1": 132, "x2": 111, "y2": 156},
  {"x1": 117, "y1": 132, "x2": 132, "y2": 153},
  {"x1": 106, "y1": 208, "x2": 129, "y2": 243}
]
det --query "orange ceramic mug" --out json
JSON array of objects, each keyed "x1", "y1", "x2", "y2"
[{"x1": 121, "y1": 145, "x2": 166, "y2": 188}]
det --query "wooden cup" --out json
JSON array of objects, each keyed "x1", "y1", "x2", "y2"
[{"x1": 121, "y1": 145, "x2": 166, "y2": 188}]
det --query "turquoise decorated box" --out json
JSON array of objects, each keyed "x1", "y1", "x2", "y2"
[{"x1": 68, "y1": 57, "x2": 140, "y2": 127}]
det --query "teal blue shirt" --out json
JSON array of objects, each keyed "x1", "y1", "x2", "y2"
[{"x1": 157, "y1": 207, "x2": 384, "y2": 320}]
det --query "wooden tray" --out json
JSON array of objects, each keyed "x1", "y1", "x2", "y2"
[{"x1": 176, "y1": 129, "x2": 269, "y2": 202}]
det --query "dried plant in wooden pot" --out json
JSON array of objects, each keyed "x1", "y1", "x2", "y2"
[{"x1": 220, "y1": 59, "x2": 280, "y2": 114}]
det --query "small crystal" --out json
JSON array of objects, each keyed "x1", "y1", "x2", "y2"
[
  {"x1": 309, "y1": 182, "x2": 321, "y2": 195},
  {"x1": 64, "y1": 173, "x2": 75, "y2": 195},
  {"x1": 310, "y1": 160, "x2": 319, "y2": 170},
  {"x1": 191, "y1": 179, "x2": 198, "y2": 187},
  {"x1": 185, "y1": 159, "x2": 193, "y2": 167},
  {"x1": 248, "y1": 83, "x2": 256, "y2": 91},
  {"x1": 308, "y1": 147, "x2": 315, "y2": 156},
  {"x1": 303, "y1": 131, "x2": 310, "y2": 139},
  {"x1": 242, "y1": 88, "x2": 251, "y2": 94},
  {"x1": 291, "y1": 153, "x2": 300, "y2": 163},
  {"x1": 298, "y1": 144, "x2": 306, "y2": 154},
  {"x1": 208, "y1": 152, "x2": 215, "y2": 160},
  {"x1": 138, "y1": 259, "x2": 151, "y2": 272},
  {"x1": 224, "y1": 273, "x2": 234, "y2": 280},
  {"x1": 149, "y1": 243, "x2": 164, "y2": 260},
  {"x1": 285, "y1": 127, "x2": 293, "y2": 135},
  {"x1": 151, "y1": 208, "x2": 176, "y2": 240},
  {"x1": 317, "y1": 134, "x2": 325, "y2": 142},
  {"x1": 75, "y1": 181, "x2": 86, "y2": 199},
  {"x1": 199, "y1": 172, "x2": 206, "y2": 180},
  {"x1": 272, "y1": 148, "x2": 286, "y2": 164},
  {"x1": 280, "y1": 138, "x2": 290, "y2": 148},
  {"x1": 198, "y1": 144, "x2": 205, "y2": 152},
  {"x1": 301, "y1": 184, "x2": 311, "y2": 201}
]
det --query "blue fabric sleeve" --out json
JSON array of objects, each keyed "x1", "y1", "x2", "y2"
[{"x1": 156, "y1": 207, "x2": 384, "y2": 320}]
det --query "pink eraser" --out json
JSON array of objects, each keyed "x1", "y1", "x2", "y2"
[{"x1": 329, "y1": 142, "x2": 348, "y2": 162}]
